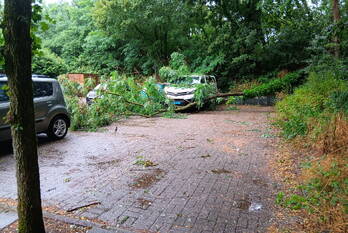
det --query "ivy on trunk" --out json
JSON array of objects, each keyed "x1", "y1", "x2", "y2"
[{"x1": 3, "y1": 0, "x2": 46, "y2": 232}]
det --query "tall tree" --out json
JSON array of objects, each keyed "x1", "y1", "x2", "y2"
[
  {"x1": 332, "y1": 0, "x2": 341, "y2": 57},
  {"x1": 3, "y1": 0, "x2": 46, "y2": 232}
]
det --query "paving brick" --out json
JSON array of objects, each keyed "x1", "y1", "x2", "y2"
[{"x1": 0, "y1": 107, "x2": 278, "y2": 233}]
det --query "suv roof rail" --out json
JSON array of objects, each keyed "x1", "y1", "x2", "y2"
[
  {"x1": 0, "y1": 74, "x2": 54, "y2": 79},
  {"x1": 32, "y1": 74, "x2": 53, "y2": 79}
]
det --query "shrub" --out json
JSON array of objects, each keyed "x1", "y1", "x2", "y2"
[
  {"x1": 275, "y1": 69, "x2": 348, "y2": 233},
  {"x1": 32, "y1": 49, "x2": 67, "y2": 77},
  {"x1": 275, "y1": 72, "x2": 348, "y2": 139},
  {"x1": 277, "y1": 153, "x2": 348, "y2": 233},
  {"x1": 328, "y1": 90, "x2": 348, "y2": 114},
  {"x1": 243, "y1": 71, "x2": 304, "y2": 99}
]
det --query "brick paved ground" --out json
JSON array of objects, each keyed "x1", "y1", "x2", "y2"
[{"x1": 0, "y1": 106, "x2": 279, "y2": 233}]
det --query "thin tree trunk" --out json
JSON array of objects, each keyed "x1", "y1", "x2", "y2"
[
  {"x1": 3, "y1": 1, "x2": 46, "y2": 233},
  {"x1": 332, "y1": 0, "x2": 341, "y2": 57}
]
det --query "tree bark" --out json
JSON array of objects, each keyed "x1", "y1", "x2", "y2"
[
  {"x1": 3, "y1": 1, "x2": 46, "y2": 233},
  {"x1": 332, "y1": 0, "x2": 341, "y2": 58}
]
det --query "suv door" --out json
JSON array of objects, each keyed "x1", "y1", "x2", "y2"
[
  {"x1": 0, "y1": 81, "x2": 10, "y2": 141},
  {"x1": 33, "y1": 81, "x2": 55, "y2": 132}
]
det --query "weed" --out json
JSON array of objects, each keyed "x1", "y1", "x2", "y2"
[
  {"x1": 133, "y1": 156, "x2": 158, "y2": 168},
  {"x1": 275, "y1": 72, "x2": 348, "y2": 139},
  {"x1": 275, "y1": 71, "x2": 348, "y2": 232},
  {"x1": 63, "y1": 178, "x2": 71, "y2": 183}
]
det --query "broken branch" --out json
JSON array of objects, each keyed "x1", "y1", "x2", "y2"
[{"x1": 66, "y1": 202, "x2": 101, "y2": 213}]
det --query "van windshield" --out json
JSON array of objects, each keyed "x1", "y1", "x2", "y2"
[
  {"x1": 174, "y1": 76, "x2": 201, "y2": 85},
  {"x1": 0, "y1": 81, "x2": 9, "y2": 102}
]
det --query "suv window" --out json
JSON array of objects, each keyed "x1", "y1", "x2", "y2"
[
  {"x1": 206, "y1": 76, "x2": 215, "y2": 84},
  {"x1": 0, "y1": 81, "x2": 9, "y2": 102},
  {"x1": 33, "y1": 82, "x2": 53, "y2": 98}
]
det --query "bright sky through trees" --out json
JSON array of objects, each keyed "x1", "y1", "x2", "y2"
[{"x1": 44, "y1": 0, "x2": 71, "y2": 4}]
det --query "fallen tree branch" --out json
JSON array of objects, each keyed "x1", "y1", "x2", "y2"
[
  {"x1": 66, "y1": 202, "x2": 101, "y2": 212},
  {"x1": 105, "y1": 91, "x2": 144, "y2": 107},
  {"x1": 174, "y1": 92, "x2": 244, "y2": 112},
  {"x1": 106, "y1": 90, "x2": 244, "y2": 115}
]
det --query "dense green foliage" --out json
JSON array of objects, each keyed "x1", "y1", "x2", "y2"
[
  {"x1": 59, "y1": 73, "x2": 174, "y2": 130},
  {"x1": 1, "y1": 0, "x2": 343, "y2": 83},
  {"x1": 243, "y1": 71, "x2": 304, "y2": 98},
  {"x1": 275, "y1": 64, "x2": 348, "y2": 231},
  {"x1": 276, "y1": 71, "x2": 348, "y2": 139}
]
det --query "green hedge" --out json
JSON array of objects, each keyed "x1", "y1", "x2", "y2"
[{"x1": 243, "y1": 71, "x2": 305, "y2": 98}]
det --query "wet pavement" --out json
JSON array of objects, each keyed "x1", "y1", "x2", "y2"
[
  {"x1": 0, "y1": 205, "x2": 17, "y2": 229},
  {"x1": 0, "y1": 106, "x2": 279, "y2": 233}
]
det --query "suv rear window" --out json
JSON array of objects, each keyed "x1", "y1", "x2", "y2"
[
  {"x1": 0, "y1": 81, "x2": 9, "y2": 102},
  {"x1": 33, "y1": 82, "x2": 53, "y2": 98}
]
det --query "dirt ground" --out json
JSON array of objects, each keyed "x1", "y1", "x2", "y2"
[{"x1": 0, "y1": 106, "x2": 281, "y2": 233}]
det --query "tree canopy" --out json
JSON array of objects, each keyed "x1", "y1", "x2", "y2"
[{"x1": 0, "y1": 0, "x2": 347, "y2": 84}]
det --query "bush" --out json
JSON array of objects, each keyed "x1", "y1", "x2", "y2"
[
  {"x1": 32, "y1": 49, "x2": 67, "y2": 77},
  {"x1": 328, "y1": 90, "x2": 348, "y2": 114},
  {"x1": 275, "y1": 69, "x2": 348, "y2": 233},
  {"x1": 276, "y1": 72, "x2": 348, "y2": 139},
  {"x1": 276, "y1": 152, "x2": 348, "y2": 233},
  {"x1": 243, "y1": 71, "x2": 304, "y2": 99}
]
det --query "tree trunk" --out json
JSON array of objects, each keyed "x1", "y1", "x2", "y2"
[
  {"x1": 3, "y1": 1, "x2": 46, "y2": 233},
  {"x1": 332, "y1": 0, "x2": 341, "y2": 58}
]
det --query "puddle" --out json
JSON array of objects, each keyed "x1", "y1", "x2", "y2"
[
  {"x1": 233, "y1": 194, "x2": 263, "y2": 212},
  {"x1": 0, "y1": 207, "x2": 17, "y2": 229},
  {"x1": 249, "y1": 202, "x2": 263, "y2": 212},
  {"x1": 236, "y1": 200, "x2": 251, "y2": 210}
]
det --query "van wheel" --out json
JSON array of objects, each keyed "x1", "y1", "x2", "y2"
[{"x1": 47, "y1": 116, "x2": 68, "y2": 140}]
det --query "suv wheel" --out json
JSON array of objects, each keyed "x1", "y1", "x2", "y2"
[{"x1": 48, "y1": 116, "x2": 68, "y2": 140}]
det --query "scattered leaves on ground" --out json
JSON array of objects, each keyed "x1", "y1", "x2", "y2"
[
  {"x1": 130, "y1": 169, "x2": 166, "y2": 189},
  {"x1": 1, "y1": 217, "x2": 90, "y2": 233}
]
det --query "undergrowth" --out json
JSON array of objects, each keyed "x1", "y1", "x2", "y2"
[{"x1": 275, "y1": 70, "x2": 348, "y2": 232}]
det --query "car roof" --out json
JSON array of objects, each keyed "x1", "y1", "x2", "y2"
[{"x1": 0, "y1": 74, "x2": 57, "y2": 83}]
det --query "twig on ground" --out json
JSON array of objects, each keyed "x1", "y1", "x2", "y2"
[{"x1": 66, "y1": 202, "x2": 101, "y2": 213}]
